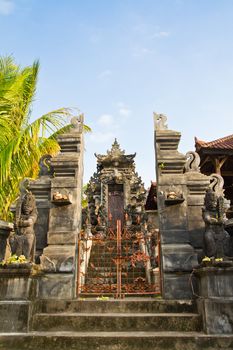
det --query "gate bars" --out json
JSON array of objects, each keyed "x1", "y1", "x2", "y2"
[{"x1": 77, "y1": 220, "x2": 161, "y2": 298}]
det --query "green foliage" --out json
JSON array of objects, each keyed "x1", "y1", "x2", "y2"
[
  {"x1": 0, "y1": 56, "x2": 91, "y2": 220},
  {"x1": 82, "y1": 184, "x2": 88, "y2": 208},
  {"x1": 96, "y1": 296, "x2": 109, "y2": 301}
]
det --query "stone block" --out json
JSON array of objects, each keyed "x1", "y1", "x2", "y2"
[
  {"x1": 162, "y1": 244, "x2": 198, "y2": 272},
  {"x1": 49, "y1": 203, "x2": 79, "y2": 232},
  {"x1": 160, "y1": 230, "x2": 189, "y2": 244},
  {"x1": 159, "y1": 203, "x2": 188, "y2": 231},
  {"x1": 0, "y1": 301, "x2": 31, "y2": 332},
  {"x1": 51, "y1": 177, "x2": 76, "y2": 188},
  {"x1": 163, "y1": 272, "x2": 193, "y2": 299},
  {"x1": 47, "y1": 230, "x2": 77, "y2": 245},
  {"x1": 39, "y1": 273, "x2": 74, "y2": 299},
  {"x1": 40, "y1": 245, "x2": 75, "y2": 272}
]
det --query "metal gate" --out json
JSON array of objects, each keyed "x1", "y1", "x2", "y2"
[{"x1": 77, "y1": 221, "x2": 161, "y2": 298}]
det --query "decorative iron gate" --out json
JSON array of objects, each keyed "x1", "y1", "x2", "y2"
[{"x1": 77, "y1": 221, "x2": 161, "y2": 298}]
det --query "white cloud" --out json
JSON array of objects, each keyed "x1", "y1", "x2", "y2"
[
  {"x1": 89, "y1": 131, "x2": 115, "y2": 143},
  {"x1": 119, "y1": 107, "x2": 131, "y2": 117},
  {"x1": 132, "y1": 47, "x2": 153, "y2": 58},
  {"x1": 152, "y1": 31, "x2": 170, "y2": 39},
  {"x1": 97, "y1": 114, "x2": 114, "y2": 127},
  {"x1": 98, "y1": 69, "x2": 112, "y2": 79},
  {"x1": 117, "y1": 102, "x2": 132, "y2": 117},
  {"x1": 0, "y1": 0, "x2": 14, "y2": 15}
]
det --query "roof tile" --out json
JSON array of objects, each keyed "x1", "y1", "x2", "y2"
[{"x1": 195, "y1": 135, "x2": 233, "y2": 151}]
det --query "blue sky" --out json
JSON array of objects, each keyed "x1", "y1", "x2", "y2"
[{"x1": 1, "y1": 0, "x2": 233, "y2": 187}]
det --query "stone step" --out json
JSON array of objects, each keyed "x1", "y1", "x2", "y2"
[
  {"x1": 36, "y1": 298, "x2": 196, "y2": 314},
  {"x1": 85, "y1": 271, "x2": 145, "y2": 278},
  {"x1": 86, "y1": 266, "x2": 145, "y2": 271},
  {"x1": 32, "y1": 312, "x2": 201, "y2": 332},
  {"x1": 1, "y1": 331, "x2": 233, "y2": 350},
  {"x1": 87, "y1": 261, "x2": 146, "y2": 268}
]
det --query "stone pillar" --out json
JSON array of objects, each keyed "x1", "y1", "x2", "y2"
[
  {"x1": 185, "y1": 157, "x2": 210, "y2": 260},
  {"x1": 154, "y1": 114, "x2": 199, "y2": 299},
  {"x1": 40, "y1": 118, "x2": 84, "y2": 299}
]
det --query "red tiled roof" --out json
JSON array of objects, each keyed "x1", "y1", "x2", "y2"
[{"x1": 195, "y1": 135, "x2": 233, "y2": 151}]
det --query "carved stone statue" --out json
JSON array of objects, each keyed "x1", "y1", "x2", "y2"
[
  {"x1": 10, "y1": 191, "x2": 38, "y2": 261},
  {"x1": 89, "y1": 203, "x2": 98, "y2": 227},
  {"x1": 154, "y1": 113, "x2": 168, "y2": 130},
  {"x1": 96, "y1": 205, "x2": 107, "y2": 228},
  {"x1": 71, "y1": 114, "x2": 84, "y2": 133},
  {"x1": 203, "y1": 184, "x2": 231, "y2": 258}
]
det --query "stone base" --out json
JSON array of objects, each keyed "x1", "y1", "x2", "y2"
[
  {"x1": 38, "y1": 273, "x2": 75, "y2": 299},
  {"x1": 195, "y1": 265, "x2": 233, "y2": 334},
  {"x1": 197, "y1": 298, "x2": 233, "y2": 334},
  {"x1": 195, "y1": 265, "x2": 233, "y2": 297},
  {"x1": 0, "y1": 301, "x2": 30, "y2": 332},
  {"x1": 0, "y1": 268, "x2": 37, "y2": 300}
]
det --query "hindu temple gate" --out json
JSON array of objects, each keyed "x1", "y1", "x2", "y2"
[
  {"x1": 1, "y1": 114, "x2": 233, "y2": 344},
  {"x1": 77, "y1": 139, "x2": 161, "y2": 297}
]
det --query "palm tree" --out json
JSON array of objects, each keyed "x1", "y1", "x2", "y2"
[{"x1": 0, "y1": 56, "x2": 90, "y2": 220}]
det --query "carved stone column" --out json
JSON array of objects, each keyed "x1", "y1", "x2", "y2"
[
  {"x1": 40, "y1": 118, "x2": 84, "y2": 298},
  {"x1": 154, "y1": 113, "x2": 199, "y2": 299},
  {"x1": 185, "y1": 153, "x2": 210, "y2": 260}
]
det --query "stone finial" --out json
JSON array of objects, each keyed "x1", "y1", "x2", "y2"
[
  {"x1": 107, "y1": 139, "x2": 125, "y2": 158},
  {"x1": 209, "y1": 173, "x2": 224, "y2": 197},
  {"x1": 39, "y1": 155, "x2": 53, "y2": 176},
  {"x1": 71, "y1": 114, "x2": 84, "y2": 132},
  {"x1": 184, "y1": 151, "x2": 200, "y2": 173},
  {"x1": 95, "y1": 139, "x2": 136, "y2": 163},
  {"x1": 154, "y1": 113, "x2": 168, "y2": 130}
]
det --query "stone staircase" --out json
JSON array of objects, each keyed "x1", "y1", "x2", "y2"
[
  {"x1": 84, "y1": 240, "x2": 147, "y2": 288},
  {"x1": 1, "y1": 298, "x2": 233, "y2": 350}
]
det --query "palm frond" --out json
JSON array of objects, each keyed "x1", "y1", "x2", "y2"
[{"x1": 0, "y1": 56, "x2": 92, "y2": 220}]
